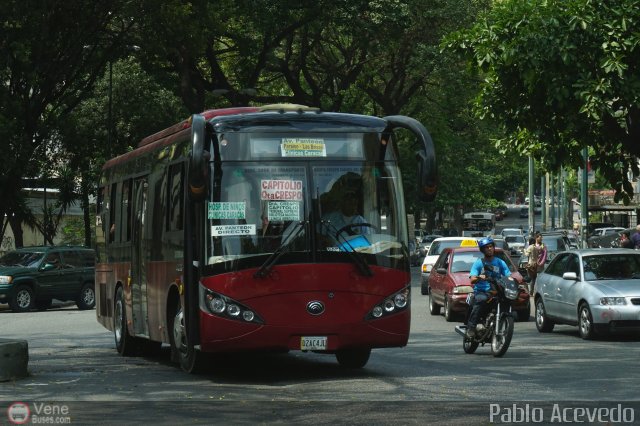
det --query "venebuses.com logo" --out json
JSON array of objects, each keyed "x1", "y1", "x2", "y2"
[
  {"x1": 6, "y1": 401, "x2": 71, "y2": 424},
  {"x1": 7, "y1": 402, "x2": 30, "y2": 424}
]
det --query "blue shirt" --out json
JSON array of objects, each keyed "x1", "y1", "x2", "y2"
[{"x1": 469, "y1": 257, "x2": 511, "y2": 293}]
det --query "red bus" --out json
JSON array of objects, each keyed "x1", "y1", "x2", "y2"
[{"x1": 95, "y1": 104, "x2": 437, "y2": 373}]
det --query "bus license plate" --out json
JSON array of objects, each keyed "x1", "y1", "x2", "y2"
[{"x1": 301, "y1": 336, "x2": 327, "y2": 350}]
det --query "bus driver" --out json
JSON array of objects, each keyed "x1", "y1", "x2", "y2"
[{"x1": 320, "y1": 173, "x2": 371, "y2": 241}]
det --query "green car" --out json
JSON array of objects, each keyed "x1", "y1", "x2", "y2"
[{"x1": 0, "y1": 246, "x2": 95, "y2": 313}]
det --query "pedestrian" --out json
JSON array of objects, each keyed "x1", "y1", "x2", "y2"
[
  {"x1": 524, "y1": 233, "x2": 547, "y2": 295},
  {"x1": 632, "y1": 225, "x2": 640, "y2": 249},
  {"x1": 620, "y1": 230, "x2": 634, "y2": 249}
]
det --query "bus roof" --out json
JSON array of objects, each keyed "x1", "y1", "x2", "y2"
[{"x1": 103, "y1": 106, "x2": 389, "y2": 171}]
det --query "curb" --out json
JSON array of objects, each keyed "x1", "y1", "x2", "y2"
[{"x1": 0, "y1": 339, "x2": 29, "y2": 382}]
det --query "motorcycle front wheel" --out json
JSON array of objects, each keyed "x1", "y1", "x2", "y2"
[
  {"x1": 463, "y1": 337, "x2": 479, "y2": 354},
  {"x1": 491, "y1": 315, "x2": 514, "y2": 357}
]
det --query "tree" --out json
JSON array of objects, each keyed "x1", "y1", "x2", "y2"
[
  {"x1": 444, "y1": 0, "x2": 640, "y2": 203},
  {"x1": 58, "y1": 57, "x2": 187, "y2": 246},
  {"x1": 0, "y1": 0, "x2": 136, "y2": 246}
]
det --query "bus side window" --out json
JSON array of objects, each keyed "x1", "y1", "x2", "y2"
[
  {"x1": 167, "y1": 163, "x2": 184, "y2": 231},
  {"x1": 108, "y1": 182, "x2": 117, "y2": 243}
]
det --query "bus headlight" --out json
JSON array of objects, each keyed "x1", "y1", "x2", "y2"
[
  {"x1": 227, "y1": 304, "x2": 241, "y2": 316},
  {"x1": 206, "y1": 294, "x2": 226, "y2": 313},
  {"x1": 366, "y1": 286, "x2": 410, "y2": 320},
  {"x1": 200, "y1": 286, "x2": 264, "y2": 324},
  {"x1": 394, "y1": 292, "x2": 408, "y2": 308}
]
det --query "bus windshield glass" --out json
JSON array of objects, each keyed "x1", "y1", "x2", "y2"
[{"x1": 205, "y1": 131, "x2": 407, "y2": 267}]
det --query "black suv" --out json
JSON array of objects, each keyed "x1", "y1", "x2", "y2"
[{"x1": 0, "y1": 246, "x2": 95, "y2": 312}]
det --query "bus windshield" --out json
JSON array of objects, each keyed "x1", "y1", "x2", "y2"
[{"x1": 205, "y1": 132, "x2": 407, "y2": 268}]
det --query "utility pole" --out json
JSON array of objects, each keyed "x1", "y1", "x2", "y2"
[
  {"x1": 541, "y1": 174, "x2": 547, "y2": 231},
  {"x1": 550, "y1": 173, "x2": 555, "y2": 229},
  {"x1": 528, "y1": 156, "x2": 535, "y2": 236},
  {"x1": 559, "y1": 167, "x2": 565, "y2": 229},
  {"x1": 581, "y1": 148, "x2": 589, "y2": 248}
]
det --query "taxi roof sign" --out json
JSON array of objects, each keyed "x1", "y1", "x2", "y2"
[{"x1": 460, "y1": 239, "x2": 478, "y2": 247}]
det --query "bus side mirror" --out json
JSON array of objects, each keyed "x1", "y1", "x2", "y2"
[
  {"x1": 188, "y1": 114, "x2": 210, "y2": 202},
  {"x1": 383, "y1": 115, "x2": 437, "y2": 202}
]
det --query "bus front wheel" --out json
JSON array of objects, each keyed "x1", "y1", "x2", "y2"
[
  {"x1": 335, "y1": 347, "x2": 371, "y2": 368},
  {"x1": 114, "y1": 286, "x2": 137, "y2": 356},
  {"x1": 169, "y1": 305, "x2": 208, "y2": 374}
]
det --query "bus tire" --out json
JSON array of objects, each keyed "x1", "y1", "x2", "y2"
[
  {"x1": 335, "y1": 347, "x2": 371, "y2": 368},
  {"x1": 169, "y1": 305, "x2": 207, "y2": 374},
  {"x1": 114, "y1": 286, "x2": 137, "y2": 356}
]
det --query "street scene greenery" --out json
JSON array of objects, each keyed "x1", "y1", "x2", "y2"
[{"x1": 1, "y1": 0, "x2": 637, "y2": 246}]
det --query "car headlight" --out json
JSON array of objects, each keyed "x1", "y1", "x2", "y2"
[
  {"x1": 453, "y1": 286, "x2": 473, "y2": 294},
  {"x1": 421, "y1": 264, "x2": 428, "y2": 274},
  {"x1": 0, "y1": 276, "x2": 12, "y2": 284},
  {"x1": 425, "y1": 264, "x2": 433, "y2": 273},
  {"x1": 600, "y1": 297, "x2": 627, "y2": 306}
]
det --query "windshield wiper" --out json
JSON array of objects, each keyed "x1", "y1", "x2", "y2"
[
  {"x1": 321, "y1": 220, "x2": 373, "y2": 277},
  {"x1": 254, "y1": 221, "x2": 307, "y2": 279}
]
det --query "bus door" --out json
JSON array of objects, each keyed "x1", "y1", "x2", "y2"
[{"x1": 131, "y1": 177, "x2": 150, "y2": 337}]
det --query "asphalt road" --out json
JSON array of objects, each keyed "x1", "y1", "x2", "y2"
[{"x1": 1, "y1": 261, "x2": 639, "y2": 425}]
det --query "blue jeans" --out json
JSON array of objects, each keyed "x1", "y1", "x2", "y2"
[{"x1": 467, "y1": 292, "x2": 489, "y2": 329}]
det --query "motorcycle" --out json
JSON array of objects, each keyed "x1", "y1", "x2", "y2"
[{"x1": 454, "y1": 265, "x2": 520, "y2": 357}]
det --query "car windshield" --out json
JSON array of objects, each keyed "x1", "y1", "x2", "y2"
[
  {"x1": 582, "y1": 254, "x2": 640, "y2": 280},
  {"x1": 505, "y1": 236, "x2": 525, "y2": 244},
  {"x1": 0, "y1": 251, "x2": 44, "y2": 268},
  {"x1": 450, "y1": 251, "x2": 516, "y2": 273},
  {"x1": 428, "y1": 240, "x2": 467, "y2": 256},
  {"x1": 542, "y1": 237, "x2": 563, "y2": 251}
]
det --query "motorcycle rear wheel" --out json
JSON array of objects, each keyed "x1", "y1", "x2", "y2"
[
  {"x1": 491, "y1": 315, "x2": 514, "y2": 357},
  {"x1": 463, "y1": 337, "x2": 479, "y2": 354}
]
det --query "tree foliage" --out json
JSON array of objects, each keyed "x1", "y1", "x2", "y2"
[
  {"x1": 1, "y1": 0, "x2": 533, "y2": 244},
  {"x1": 0, "y1": 0, "x2": 136, "y2": 246},
  {"x1": 445, "y1": 0, "x2": 640, "y2": 203}
]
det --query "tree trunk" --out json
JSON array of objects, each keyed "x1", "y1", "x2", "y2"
[
  {"x1": 82, "y1": 186, "x2": 92, "y2": 247},
  {"x1": 9, "y1": 216, "x2": 25, "y2": 248}
]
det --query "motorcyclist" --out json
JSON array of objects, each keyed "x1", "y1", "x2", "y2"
[{"x1": 466, "y1": 237, "x2": 511, "y2": 338}]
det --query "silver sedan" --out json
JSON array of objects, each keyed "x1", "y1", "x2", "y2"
[{"x1": 534, "y1": 249, "x2": 640, "y2": 339}]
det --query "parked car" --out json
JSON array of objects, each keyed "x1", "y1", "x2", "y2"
[
  {"x1": 504, "y1": 234, "x2": 527, "y2": 257},
  {"x1": 0, "y1": 246, "x2": 95, "y2": 312},
  {"x1": 534, "y1": 249, "x2": 640, "y2": 339},
  {"x1": 500, "y1": 228, "x2": 524, "y2": 238},
  {"x1": 586, "y1": 222, "x2": 615, "y2": 237},
  {"x1": 587, "y1": 227, "x2": 626, "y2": 248},
  {"x1": 428, "y1": 246, "x2": 530, "y2": 322},
  {"x1": 420, "y1": 237, "x2": 478, "y2": 295}
]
